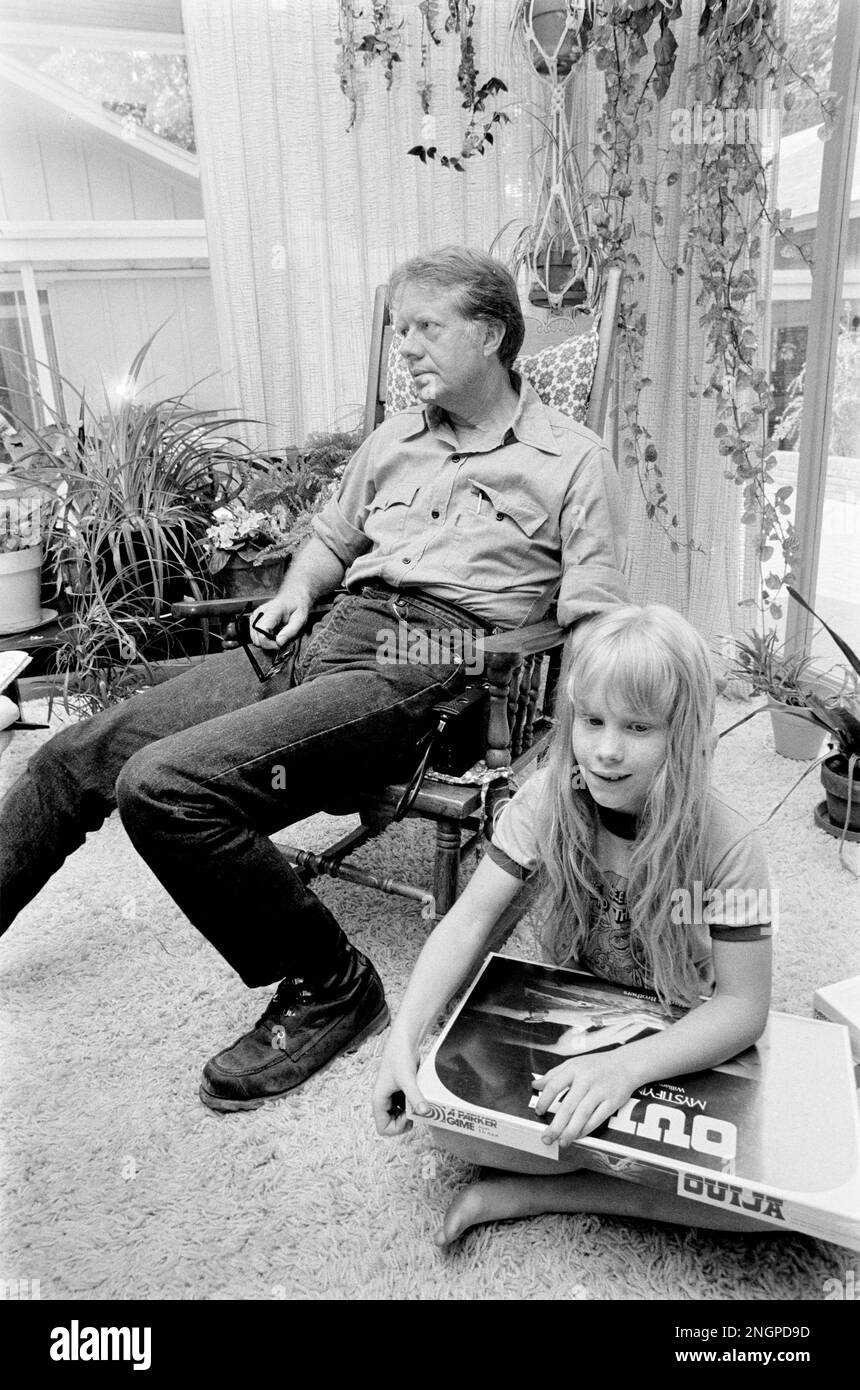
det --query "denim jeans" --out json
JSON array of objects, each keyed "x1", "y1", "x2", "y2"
[{"x1": 0, "y1": 590, "x2": 469, "y2": 986}]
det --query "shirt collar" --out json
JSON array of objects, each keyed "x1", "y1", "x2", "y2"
[{"x1": 398, "y1": 371, "x2": 562, "y2": 457}]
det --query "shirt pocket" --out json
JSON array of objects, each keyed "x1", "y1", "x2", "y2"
[
  {"x1": 449, "y1": 478, "x2": 549, "y2": 585},
  {"x1": 364, "y1": 482, "x2": 420, "y2": 545}
]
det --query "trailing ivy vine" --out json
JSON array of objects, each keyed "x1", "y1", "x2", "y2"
[
  {"x1": 575, "y1": 0, "x2": 833, "y2": 621},
  {"x1": 337, "y1": 0, "x2": 835, "y2": 623}
]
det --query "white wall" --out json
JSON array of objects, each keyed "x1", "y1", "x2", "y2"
[{"x1": 0, "y1": 79, "x2": 201, "y2": 221}]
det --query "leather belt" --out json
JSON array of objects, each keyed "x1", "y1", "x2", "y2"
[{"x1": 352, "y1": 580, "x2": 495, "y2": 633}]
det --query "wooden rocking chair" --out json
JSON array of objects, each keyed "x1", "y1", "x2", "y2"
[{"x1": 173, "y1": 266, "x2": 622, "y2": 925}]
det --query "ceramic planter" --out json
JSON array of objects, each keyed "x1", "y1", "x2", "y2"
[
  {"x1": 219, "y1": 554, "x2": 285, "y2": 599},
  {"x1": 815, "y1": 754, "x2": 860, "y2": 841},
  {"x1": 766, "y1": 696, "x2": 825, "y2": 761},
  {"x1": 0, "y1": 544, "x2": 42, "y2": 634}
]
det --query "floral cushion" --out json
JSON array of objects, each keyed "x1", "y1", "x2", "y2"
[{"x1": 384, "y1": 326, "x2": 600, "y2": 423}]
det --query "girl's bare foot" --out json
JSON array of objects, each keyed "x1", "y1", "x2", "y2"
[
  {"x1": 433, "y1": 1167, "x2": 781, "y2": 1247},
  {"x1": 434, "y1": 1174, "x2": 555, "y2": 1247}
]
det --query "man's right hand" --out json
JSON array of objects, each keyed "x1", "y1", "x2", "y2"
[
  {"x1": 249, "y1": 588, "x2": 310, "y2": 650},
  {"x1": 372, "y1": 1035, "x2": 431, "y2": 1137}
]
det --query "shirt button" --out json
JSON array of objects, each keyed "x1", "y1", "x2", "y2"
[
  {"x1": 402, "y1": 557, "x2": 410, "y2": 564},
  {"x1": 496, "y1": 512, "x2": 504, "y2": 521},
  {"x1": 431, "y1": 509, "x2": 440, "y2": 519},
  {"x1": 451, "y1": 454, "x2": 461, "y2": 464}
]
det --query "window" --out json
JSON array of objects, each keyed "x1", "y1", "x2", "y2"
[
  {"x1": 2, "y1": 45, "x2": 195, "y2": 153},
  {"x1": 0, "y1": 289, "x2": 60, "y2": 430},
  {"x1": 763, "y1": 0, "x2": 860, "y2": 657}
]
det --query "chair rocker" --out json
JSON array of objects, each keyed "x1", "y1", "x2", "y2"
[{"x1": 173, "y1": 266, "x2": 621, "y2": 925}]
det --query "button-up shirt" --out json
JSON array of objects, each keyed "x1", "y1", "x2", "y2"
[{"x1": 312, "y1": 376, "x2": 629, "y2": 629}]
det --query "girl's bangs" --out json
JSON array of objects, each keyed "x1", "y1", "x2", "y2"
[{"x1": 569, "y1": 630, "x2": 678, "y2": 722}]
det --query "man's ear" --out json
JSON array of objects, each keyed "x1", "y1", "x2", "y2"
[{"x1": 480, "y1": 317, "x2": 506, "y2": 359}]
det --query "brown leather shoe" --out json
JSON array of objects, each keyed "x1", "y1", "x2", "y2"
[{"x1": 199, "y1": 944, "x2": 388, "y2": 1113}]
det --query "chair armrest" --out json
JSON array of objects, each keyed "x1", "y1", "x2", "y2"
[
  {"x1": 171, "y1": 596, "x2": 265, "y2": 619},
  {"x1": 481, "y1": 619, "x2": 566, "y2": 658},
  {"x1": 171, "y1": 595, "x2": 335, "y2": 652}
]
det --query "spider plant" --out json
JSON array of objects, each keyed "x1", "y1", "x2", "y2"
[
  {"x1": 726, "y1": 628, "x2": 819, "y2": 708},
  {"x1": 5, "y1": 331, "x2": 263, "y2": 710},
  {"x1": 8, "y1": 332, "x2": 260, "y2": 610},
  {"x1": 785, "y1": 587, "x2": 860, "y2": 772},
  {"x1": 721, "y1": 589, "x2": 860, "y2": 868}
]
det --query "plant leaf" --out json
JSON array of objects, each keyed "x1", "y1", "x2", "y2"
[{"x1": 787, "y1": 586, "x2": 860, "y2": 678}]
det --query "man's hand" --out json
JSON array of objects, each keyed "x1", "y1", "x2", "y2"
[
  {"x1": 533, "y1": 1049, "x2": 639, "y2": 1148},
  {"x1": 249, "y1": 587, "x2": 311, "y2": 650},
  {"x1": 372, "y1": 1035, "x2": 431, "y2": 1137}
]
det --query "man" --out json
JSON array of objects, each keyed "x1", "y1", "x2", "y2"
[{"x1": 0, "y1": 246, "x2": 628, "y2": 1113}]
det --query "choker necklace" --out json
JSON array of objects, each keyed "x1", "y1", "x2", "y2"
[{"x1": 595, "y1": 802, "x2": 639, "y2": 841}]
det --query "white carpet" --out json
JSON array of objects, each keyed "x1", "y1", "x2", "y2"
[{"x1": 1, "y1": 696, "x2": 858, "y2": 1301}]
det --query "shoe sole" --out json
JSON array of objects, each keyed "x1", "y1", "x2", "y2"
[{"x1": 198, "y1": 1000, "x2": 390, "y2": 1114}]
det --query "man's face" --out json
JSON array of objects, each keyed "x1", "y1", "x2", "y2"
[{"x1": 392, "y1": 282, "x2": 496, "y2": 410}]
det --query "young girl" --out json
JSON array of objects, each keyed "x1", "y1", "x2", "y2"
[{"x1": 372, "y1": 604, "x2": 774, "y2": 1246}]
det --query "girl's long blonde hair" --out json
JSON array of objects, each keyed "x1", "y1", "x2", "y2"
[{"x1": 539, "y1": 604, "x2": 716, "y2": 1009}]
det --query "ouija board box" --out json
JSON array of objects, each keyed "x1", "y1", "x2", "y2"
[{"x1": 417, "y1": 953, "x2": 860, "y2": 1249}]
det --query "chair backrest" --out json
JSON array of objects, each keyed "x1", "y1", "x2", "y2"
[{"x1": 362, "y1": 264, "x2": 622, "y2": 444}]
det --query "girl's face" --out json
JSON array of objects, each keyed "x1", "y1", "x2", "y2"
[{"x1": 572, "y1": 684, "x2": 668, "y2": 816}]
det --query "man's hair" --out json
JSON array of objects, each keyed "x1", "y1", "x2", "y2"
[{"x1": 388, "y1": 246, "x2": 525, "y2": 368}]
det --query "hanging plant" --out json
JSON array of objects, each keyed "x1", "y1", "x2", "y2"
[
  {"x1": 336, "y1": 0, "x2": 509, "y2": 168},
  {"x1": 357, "y1": 2, "x2": 405, "y2": 87},
  {"x1": 504, "y1": 3, "x2": 599, "y2": 309},
  {"x1": 336, "y1": 1, "x2": 835, "y2": 625},
  {"x1": 335, "y1": 0, "x2": 361, "y2": 131},
  {"x1": 580, "y1": 0, "x2": 835, "y2": 622},
  {"x1": 417, "y1": 0, "x2": 442, "y2": 113},
  {"x1": 336, "y1": 1, "x2": 404, "y2": 130}
]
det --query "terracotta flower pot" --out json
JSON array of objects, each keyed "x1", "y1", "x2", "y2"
[
  {"x1": 766, "y1": 696, "x2": 825, "y2": 761},
  {"x1": 815, "y1": 754, "x2": 860, "y2": 841}
]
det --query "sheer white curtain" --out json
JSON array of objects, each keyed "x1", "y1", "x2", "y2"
[
  {"x1": 598, "y1": 8, "x2": 766, "y2": 645},
  {"x1": 569, "y1": 4, "x2": 774, "y2": 643},
  {"x1": 182, "y1": 0, "x2": 768, "y2": 643},
  {"x1": 181, "y1": 0, "x2": 538, "y2": 446}
]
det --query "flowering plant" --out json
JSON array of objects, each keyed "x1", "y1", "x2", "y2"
[
  {"x1": 203, "y1": 498, "x2": 297, "y2": 573},
  {"x1": 202, "y1": 430, "x2": 359, "y2": 575}
]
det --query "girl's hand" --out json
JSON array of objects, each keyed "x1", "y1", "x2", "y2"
[
  {"x1": 372, "y1": 1034, "x2": 431, "y2": 1137},
  {"x1": 533, "y1": 1050, "x2": 639, "y2": 1148}
]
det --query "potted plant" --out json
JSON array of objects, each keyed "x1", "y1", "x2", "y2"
[
  {"x1": 727, "y1": 628, "x2": 825, "y2": 761},
  {"x1": 6, "y1": 336, "x2": 260, "y2": 609},
  {"x1": 203, "y1": 432, "x2": 357, "y2": 597},
  {"x1": 786, "y1": 588, "x2": 860, "y2": 846},
  {"x1": 203, "y1": 496, "x2": 292, "y2": 596},
  {"x1": 4, "y1": 335, "x2": 260, "y2": 709}
]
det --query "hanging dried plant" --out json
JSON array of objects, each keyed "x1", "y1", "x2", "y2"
[{"x1": 337, "y1": 0, "x2": 508, "y2": 168}]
